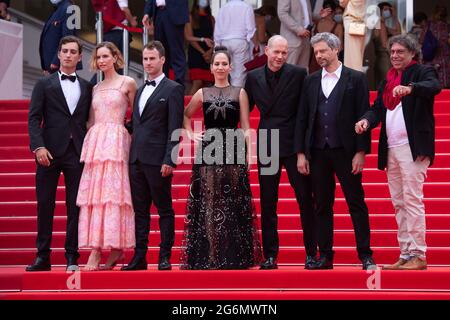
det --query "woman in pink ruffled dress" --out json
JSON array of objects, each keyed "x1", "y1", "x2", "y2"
[{"x1": 77, "y1": 42, "x2": 137, "y2": 270}]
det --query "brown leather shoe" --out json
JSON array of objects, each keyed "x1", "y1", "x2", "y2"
[
  {"x1": 382, "y1": 258, "x2": 409, "y2": 270},
  {"x1": 398, "y1": 257, "x2": 427, "y2": 270}
]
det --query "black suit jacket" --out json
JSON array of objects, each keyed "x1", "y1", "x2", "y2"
[
  {"x1": 245, "y1": 63, "x2": 307, "y2": 158},
  {"x1": 39, "y1": 0, "x2": 81, "y2": 72},
  {"x1": 129, "y1": 77, "x2": 184, "y2": 167},
  {"x1": 28, "y1": 72, "x2": 93, "y2": 157},
  {"x1": 363, "y1": 64, "x2": 441, "y2": 170},
  {"x1": 294, "y1": 66, "x2": 371, "y2": 159},
  {"x1": 144, "y1": 0, "x2": 189, "y2": 26}
]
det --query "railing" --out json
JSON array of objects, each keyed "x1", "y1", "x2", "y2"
[
  {"x1": 95, "y1": 11, "x2": 149, "y2": 81},
  {"x1": 7, "y1": 7, "x2": 145, "y2": 84}
]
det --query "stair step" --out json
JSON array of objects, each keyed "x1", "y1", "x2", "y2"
[
  {"x1": 1, "y1": 182, "x2": 449, "y2": 202},
  {"x1": 1, "y1": 154, "x2": 450, "y2": 173},
  {"x1": 2, "y1": 168, "x2": 450, "y2": 186},
  {"x1": 2, "y1": 230, "x2": 450, "y2": 248},
  {"x1": 2, "y1": 247, "x2": 450, "y2": 265},
  {"x1": 1, "y1": 214, "x2": 449, "y2": 232}
]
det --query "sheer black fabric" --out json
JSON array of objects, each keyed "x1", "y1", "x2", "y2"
[{"x1": 180, "y1": 86, "x2": 262, "y2": 269}]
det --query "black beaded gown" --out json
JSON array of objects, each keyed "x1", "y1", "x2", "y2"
[{"x1": 180, "y1": 85, "x2": 262, "y2": 270}]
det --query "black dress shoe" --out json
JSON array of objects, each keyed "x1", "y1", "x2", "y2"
[
  {"x1": 158, "y1": 257, "x2": 172, "y2": 271},
  {"x1": 362, "y1": 257, "x2": 377, "y2": 270},
  {"x1": 121, "y1": 256, "x2": 147, "y2": 271},
  {"x1": 259, "y1": 257, "x2": 278, "y2": 270},
  {"x1": 304, "y1": 255, "x2": 318, "y2": 270},
  {"x1": 309, "y1": 257, "x2": 333, "y2": 270},
  {"x1": 26, "y1": 257, "x2": 51, "y2": 272},
  {"x1": 66, "y1": 256, "x2": 79, "y2": 271}
]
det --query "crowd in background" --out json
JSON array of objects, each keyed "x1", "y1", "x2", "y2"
[{"x1": 5, "y1": 0, "x2": 450, "y2": 90}]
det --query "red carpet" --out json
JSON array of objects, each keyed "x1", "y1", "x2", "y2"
[{"x1": 1, "y1": 90, "x2": 450, "y2": 300}]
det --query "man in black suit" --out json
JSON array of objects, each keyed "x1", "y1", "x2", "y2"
[
  {"x1": 295, "y1": 32, "x2": 376, "y2": 270},
  {"x1": 245, "y1": 35, "x2": 317, "y2": 270},
  {"x1": 121, "y1": 41, "x2": 184, "y2": 271},
  {"x1": 142, "y1": 0, "x2": 189, "y2": 86},
  {"x1": 27, "y1": 36, "x2": 92, "y2": 271},
  {"x1": 355, "y1": 34, "x2": 441, "y2": 270}
]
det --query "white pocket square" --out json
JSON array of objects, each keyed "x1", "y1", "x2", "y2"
[{"x1": 159, "y1": 98, "x2": 166, "y2": 102}]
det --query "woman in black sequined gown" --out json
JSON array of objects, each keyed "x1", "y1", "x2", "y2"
[{"x1": 180, "y1": 47, "x2": 262, "y2": 269}]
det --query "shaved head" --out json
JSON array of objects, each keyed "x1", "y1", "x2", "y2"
[{"x1": 267, "y1": 35, "x2": 288, "y2": 49}]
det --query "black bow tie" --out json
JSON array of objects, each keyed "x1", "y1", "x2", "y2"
[
  {"x1": 145, "y1": 80, "x2": 156, "y2": 87},
  {"x1": 61, "y1": 74, "x2": 77, "y2": 82}
]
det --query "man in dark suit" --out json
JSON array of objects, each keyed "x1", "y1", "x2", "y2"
[
  {"x1": 40, "y1": 0, "x2": 81, "y2": 74},
  {"x1": 355, "y1": 34, "x2": 441, "y2": 270},
  {"x1": 295, "y1": 32, "x2": 376, "y2": 270},
  {"x1": 121, "y1": 41, "x2": 184, "y2": 271},
  {"x1": 245, "y1": 35, "x2": 317, "y2": 270},
  {"x1": 142, "y1": 0, "x2": 189, "y2": 86},
  {"x1": 27, "y1": 36, "x2": 92, "y2": 271}
]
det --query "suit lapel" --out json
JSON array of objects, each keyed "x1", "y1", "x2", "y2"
[
  {"x1": 72, "y1": 76, "x2": 87, "y2": 115},
  {"x1": 310, "y1": 72, "x2": 321, "y2": 115},
  {"x1": 255, "y1": 67, "x2": 270, "y2": 114},
  {"x1": 140, "y1": 77, "x2": 168, "y2": 120},
  {"x1": 50, "y1": 73, "x2": 71, "y2": 116},
  {"x1": 334, "y1": 66, "x2": 350, "y2": 114},
  {"x1": 134, "y1": 84, "x2": 146, "y2": 118}
]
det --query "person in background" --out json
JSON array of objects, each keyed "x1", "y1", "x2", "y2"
[
  {"x1": 185, "y1": 0, "x2": 215, "y2": 95},
  {"x1": 90, "y1": 0, "x2": 137, "y2": 83},
  {"x1": 355, "y1": 34, "x2": 441, "y2": 270},
  {"x1": 0, "y1": 0, "x2": 11, "y2": 21},
  {"x1": 143, "y1": 0, "x2": 189, "y2": 86},
  {"x1": 421, "y1": 5, "x2": 450, "y2": 89},
  {"x1": 278, "y1": 0, "x2": 313, "y2": 69},
  {"x1": 339, "y1": 0, "x2": 366, "y2": 71},
  {"x1": 40, "y1": 0, "x2": 80, "y2": 75},
  {"x1": 214, "y1": 0, "x2": 258, "y2": 87},
  {"x1": 254, "y1": 5, "x2": 277, "y2": 45},
  {"x1": 309, "y1": 0, "x2": 344, "y2": 74},
  {"x1": 378, "y1": 2, "x2": 401, "y2": 39},
  {"x1": 409, "y1": 12, "x2": 428, "y2": 43}
]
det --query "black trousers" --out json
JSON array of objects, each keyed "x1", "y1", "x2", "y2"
[
  {"x1": 155, "y1": 9, "x2": 186, "y2": 86},
  {"x1": 129, "y1": 161, "x2": 175, "y2": 260},
  {"x1": 35, "y1": 141, "x2": 82, "y2": 261},
  {"x1": 258, "y1": 154, "x2": 317, "y2": 259},
  {"x1": 310, "y1": 148, "x2": 373, "y2": 261}
]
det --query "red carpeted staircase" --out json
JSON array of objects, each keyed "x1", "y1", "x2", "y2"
[{"x1": 1, "y1": 90, "x2": 450, "y2": 300}]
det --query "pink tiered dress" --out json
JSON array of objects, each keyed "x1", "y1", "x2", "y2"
[{"x1": 77, "y1": 77, "x2": 135, "y2": 249}]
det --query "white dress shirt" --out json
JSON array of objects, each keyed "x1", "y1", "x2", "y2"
[
  {"x1": 321, "y1": 62, "x2": 342, "y2": 98},
  {"x1": 299, "y1": 0, "x2": 312, "y2": 28},
  {"x1": 156, "y1": 0, "x2": 166, "y2": 7},
  {"x1": 138, "y1": 73, "x2": 165, "y2": 116},
  {"x1": 214, "y1": 0, "x2": 256, "y2": 43},
  {"x1": 386, "y1": 102, "x2": 409, "y2": 148},
  {"x1": 59, "y1": 71, "x2": 81, "y2": 115}
]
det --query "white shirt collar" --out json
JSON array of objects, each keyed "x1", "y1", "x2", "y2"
[
  {"x1": 321, "y1": 62, "x2": 343, "y2": 79},
  {"x1": 147, "y1": 73, "x2": 165, "y2": 86}
]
